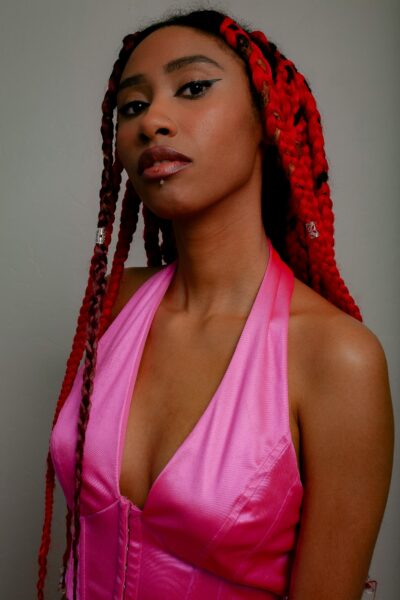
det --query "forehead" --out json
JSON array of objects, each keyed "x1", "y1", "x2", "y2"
[{"x1": 122, "y1": 25, "x2": 243, "y2": 76}]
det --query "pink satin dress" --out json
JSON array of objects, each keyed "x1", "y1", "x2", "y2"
[{"x1": 50, "y1": 236, "x2": 304, "y2": 599}]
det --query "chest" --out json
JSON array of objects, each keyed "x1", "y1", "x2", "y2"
[{"x1": 119, "y1": 309, "x2": 301, "y2": 511}]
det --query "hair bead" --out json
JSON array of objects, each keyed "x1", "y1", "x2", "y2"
[
  {"x1": 305, "y1": 221, "x2": 319, "y2": 239},
  {"x1": 95, "y1": 227, "x2": 106, "y2": 245}
]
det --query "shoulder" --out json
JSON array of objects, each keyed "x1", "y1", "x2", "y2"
[
  {"x1": 289, "y1": 277, "x2": 393, "y2": 437},
  {"x1": 290, "y1": 276, "x2": 391, "y2": 417},
  {"x1": 106, "y1": 266, "x2": 164, "y2": 325},
  {"x1": 289, "y1": 278, "x2": 394, "y2": 483},
  {"x1": 287, "y1": 278, "x2": 394, "y2": 596}
]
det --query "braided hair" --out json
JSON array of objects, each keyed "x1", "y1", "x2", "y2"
[{"x1": 36, "y1": 8, "x2": 362, "y2": 599}]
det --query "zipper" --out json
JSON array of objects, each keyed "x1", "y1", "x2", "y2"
[{"x1": 122, "y1": 503, "x2": 132, "y2": 598}]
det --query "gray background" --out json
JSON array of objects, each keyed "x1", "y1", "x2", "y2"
[{"x1": 1, "y1": 0, "x2": 399, "y2": 598}]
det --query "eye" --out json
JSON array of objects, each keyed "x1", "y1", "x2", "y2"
[
  {"x1": 117, "y1": 79, "x2": 221, "y2": 118},
  {"x1": 177, "y1": 79, "x2": 220, "y2": 99},
  {"x1": 117, "y1": 99, "x2": 148, "y2": 118}
]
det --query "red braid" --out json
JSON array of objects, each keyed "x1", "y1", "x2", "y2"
[
  {"x1": 99, "y1": 179, "x2": 142, "y2": 337},
  {"x1": 221, "y1": 17, "x2": 362, "y2": 320},
  {"x1": 36, "y1": 33, "x2": 141, "y2": 600}
]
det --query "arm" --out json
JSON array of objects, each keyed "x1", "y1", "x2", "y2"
[{"x1": 289, "y1": 317, "x2": 394, "y2": 600}]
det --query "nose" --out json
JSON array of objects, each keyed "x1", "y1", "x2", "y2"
[{"x1": 137, "y1": 100, "x2": 178, "y2": 143}]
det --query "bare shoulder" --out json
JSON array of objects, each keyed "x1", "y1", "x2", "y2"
[
  {"x1": 287, "y1": 277, "x2": 395, "y2": 598},
  {"x1": 106, "y1": 265, "x2": 164, "y2": 325},
  {"x1": 290, "y1": 276, "x2": 393, "y2": 437},
  {"x1": 290, "y1": 276, "x2": 391, "y2": 411}
]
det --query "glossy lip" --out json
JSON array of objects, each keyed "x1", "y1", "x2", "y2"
[
  {"x1": 137, "y1": 145, "x2": 192, "y2": 176},
  {"x1": 142, "y1": 160, "x2": 192, "y2": 182}
]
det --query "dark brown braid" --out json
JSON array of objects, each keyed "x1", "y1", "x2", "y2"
[
  {"x1": 143, "y1": 203, "x2": 163, "y2": 266},
  {"x1": 99, "y1": 178, "x2": 142, "y2": 337},
  {"x1": 69, "y1": 36, "x2": 145, "y2": 598},
  {"x1": 36, "y1": 32, "x2": 141, "y2": 599},
  {"x1": 158, "y1": 216, "x2": 177, "y2": 264}
]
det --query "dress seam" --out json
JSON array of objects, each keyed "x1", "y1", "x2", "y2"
[
  {"x1": 250, "y1": 478, "x2": 299, "y2": 556},
  {"x1": 200, "y1": 436, "x2": 291, "y2": 564}
]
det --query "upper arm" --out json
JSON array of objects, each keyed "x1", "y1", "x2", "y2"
[{"x1": 289, "y1": 316, "x2": 394, "y2": 600}]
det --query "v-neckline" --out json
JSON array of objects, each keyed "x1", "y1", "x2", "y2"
[{"x1": 117, "y1": 237, "x2": 273, "y2": 514}]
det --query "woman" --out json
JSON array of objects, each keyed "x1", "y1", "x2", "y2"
[{"x1": 36, "y1": 9, "x2": 394, "y2": 600}]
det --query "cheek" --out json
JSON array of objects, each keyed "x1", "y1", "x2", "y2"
[
  {"x1": 115, "y1": 127, "x2": 135, "y2": 171},
  {"x1": 196, "y1": 102, "x2": 261, "y2": 182}
]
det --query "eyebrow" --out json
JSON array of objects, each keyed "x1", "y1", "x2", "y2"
[{"x1": 117, "y1": 54, "x2": 224, "y2": 94}]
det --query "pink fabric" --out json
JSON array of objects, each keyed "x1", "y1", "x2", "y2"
[{"x1": 50, "y1": 236, "x2": 303, "y2": 599}]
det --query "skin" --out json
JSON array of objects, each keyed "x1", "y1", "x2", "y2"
[{"x1": 112, "y1": 25, "x2": 394, "y2": 600}]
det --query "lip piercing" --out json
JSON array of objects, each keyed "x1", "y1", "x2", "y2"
[{"x1": 159, "y1": 179, "x2": 165, "y2": 186}]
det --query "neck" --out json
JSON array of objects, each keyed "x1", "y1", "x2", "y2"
[{"x1": 165, "y1": 184, "x2": 270, "y2": 319}]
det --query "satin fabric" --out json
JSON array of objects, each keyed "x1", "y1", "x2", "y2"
[{"x1": 50, "y1": 236, "x2": 303, "y2": 599}]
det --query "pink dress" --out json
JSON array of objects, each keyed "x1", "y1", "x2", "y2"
[{"x1": 50, "y1": 236, "x2": 304, "y2": 599}]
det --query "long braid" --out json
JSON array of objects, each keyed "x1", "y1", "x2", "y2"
[
  {"x1": 36, "y1": 246, "x2": 102, "y2": 599},
  {"x1": 58, "y1": 506, "x2": 72, "y2": 598},
  {"x1": 71, "y1": 243, "x2": 109, "y2": 599},
  {"x1": 69, "y1": 36, "x2": 142, "y2": 600},
  {"x1": 57, "y1": 122, "x2": 140, "y2": 600},
  {"x1": 143, "y1": 203, "x2": 163, "y2": 266},
  {"x1": 69, "y1": 73, "x2": 120, "y2": 597},
  {"x1": 99, "y1": 179, "x2": 142, "y2": 338},
  {"x1": 36, "y1": 32, "x2": 141, "y2": 599},
  {"x1": 158, "y1": 215, "x2": 177, "y2": 264},
  {"x1": 56, "y1": 156, "x2": 125, "y2": 597}
]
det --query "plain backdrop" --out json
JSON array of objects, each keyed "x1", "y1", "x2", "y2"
[{"x1": 0, "y1": 0, "x2": 399, "y2": 598}]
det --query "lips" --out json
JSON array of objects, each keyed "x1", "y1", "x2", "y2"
[{"x1": 137, "y1": 145, "x2": 192, "y2": 176}]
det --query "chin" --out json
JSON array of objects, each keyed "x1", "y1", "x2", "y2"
[
  {"x1": 142, "y1": 195, "x2": 195, "y2": 220},
  {"x1": 147, "y1": 190, "x2": 218, "y2": 221}
]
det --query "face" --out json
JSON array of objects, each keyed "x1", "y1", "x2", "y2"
[{"x1": 116, "y1": 25, "x2": 264, "y2": 220}]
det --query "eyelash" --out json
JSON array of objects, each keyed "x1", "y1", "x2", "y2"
[{"x1": 117, "y1": 79, "x2": 219, "y2": 117}]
